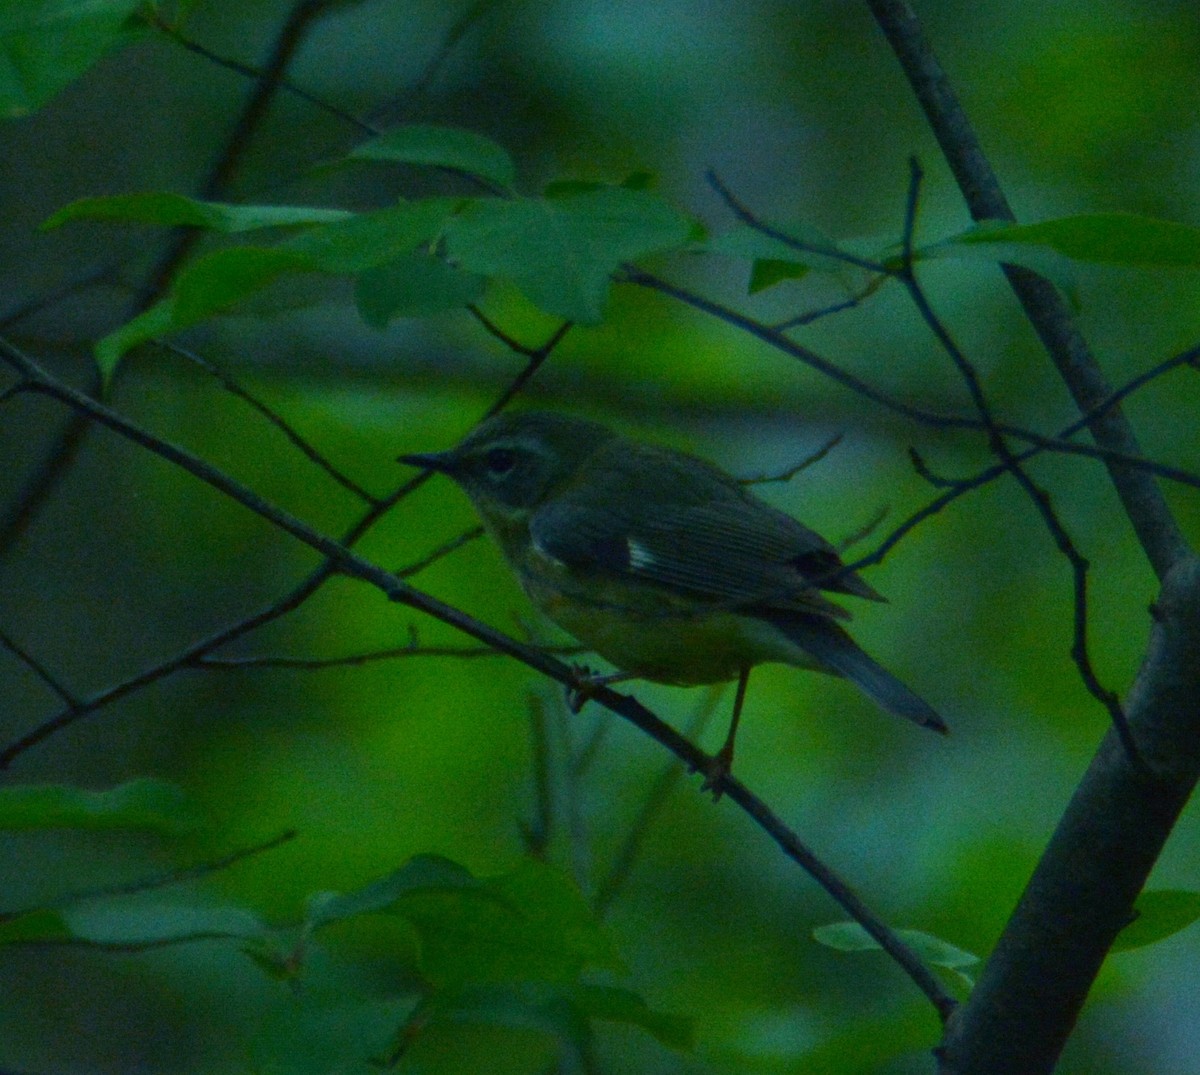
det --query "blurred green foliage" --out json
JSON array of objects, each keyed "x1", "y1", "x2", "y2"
[{"x1": 2, "y1": 1, "x2": 1200, "y2": 1073}]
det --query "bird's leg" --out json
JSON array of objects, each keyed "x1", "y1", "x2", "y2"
[
  {"x1": 702, "y1": 667, "x2": 751, "y2": 798},
  {"x1": 565, "y1": 666, "x2": 636, "y2": 713}
]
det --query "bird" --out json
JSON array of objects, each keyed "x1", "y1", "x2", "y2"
[{"x1": 400, "y1": 410, "x2": 946, "y2": 784}]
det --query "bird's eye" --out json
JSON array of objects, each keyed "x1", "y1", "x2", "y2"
[{"x1": 483, "y1": 447, "x2": 518, "y2": 475}]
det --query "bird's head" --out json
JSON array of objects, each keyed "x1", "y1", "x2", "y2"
[{"x1": 400, "y1": 411, "x2": 616, "y2": 526}]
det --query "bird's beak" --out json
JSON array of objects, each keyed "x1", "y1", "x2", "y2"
[{"x1": 398, "y1": 449, "x2": 457, "y2": 474}]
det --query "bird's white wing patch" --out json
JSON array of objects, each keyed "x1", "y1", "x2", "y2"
[{"x1": 627, "y1": 538, "x2": 656, "y2": 570}]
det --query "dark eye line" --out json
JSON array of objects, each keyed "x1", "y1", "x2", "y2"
[{"x1": 483, "y1": 446, "x2": 518, "y2": 475}]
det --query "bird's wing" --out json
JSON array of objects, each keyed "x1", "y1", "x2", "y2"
[{"x1": 529, "y1": 476, "x2": 874, "y2": 619}]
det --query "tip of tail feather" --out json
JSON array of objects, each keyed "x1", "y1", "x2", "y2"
[{"x1": 770, "y1": 612, "x2": 949, "y2": 735}]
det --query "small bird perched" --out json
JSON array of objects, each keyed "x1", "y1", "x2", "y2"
[{"x1": 401, "y1": 411, "x2": 945, "y2": 782}]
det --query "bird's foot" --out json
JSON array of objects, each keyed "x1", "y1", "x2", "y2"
[
  {"x1": 565, "y1": 665, "x2": 629, "y2": 713},
  {"x1": 699, "y1": 744, "x2": 735, "y2": 802}
]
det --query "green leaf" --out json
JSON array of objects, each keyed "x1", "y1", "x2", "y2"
[
  {"x1": 779, "y1": 1006, "x2": 939, "y2": 1071},
  {"x1": 306, "y1": 853, "x2": 480, "y2": 928},
  {"x1": 440, "y1": 982, "x2": 691, "y2": 1053},
  {"x1": 916, "y1": 226, "x2": 1081, "y2": 309},
  {"x1": 308, "y1": 856, "x2": 618, "y2": 990},
  {"x1": 749, "y1": 258, "x2": 810, "y2": 293},
  {"x1": 42, "y1": 193, "x2": 354, "y2": 232},
  {"x1": 0, "y1": 900, "x2": 271, "y2": 949},
  {"x1": 1112, "y1": 889, "x2": 1200, "y2": 952},
  {"x1": 169, "y1": 246, "x2": 315, "y2": 322},
  {"x1": 241, "y1": 939, "x2": 303, "y2": 981},
  {"x1": 945, "y1": 213, "x2": 1200, "y2": 268},
  {"x1": 0, "y1": 778, "x2": 200, "y2": 834},
  {"x1": 383, "y1": 994, "x2": 558, "y2": 1073},
  {"x1": 920, "y1": 212, "x2": 1200, "y2": 308},
  {"x1": 396, "y1": 876, "x2": 610, "y2": 989},
  {"x1": 94, "y1": 298, "x2": 175, "y2": 382},
  {"x1": 63, "y1": 900, "x2": 270, "y2": 946},
  {"x1": 262, "y1": 993, "x2": 413, "y2": 1074},
  {"x1": 446, "y1": 188, "x2": 694, "y2": 322},
  {"x1": 0, "y1": 0, "x2": 144, "y2": 117},
  {"x1": 0, "y1": 908, "x2": 73, "y2": 944},
  {"x1": 706, "y1": 221, "x2": 853, "y2": 293},
  {"x1": 355, "y1": 252, "x2": 485, "y2": 326},
  {"x1": 349, "y1": 124, "x2": 516, "y2": 189},
  {"x1": 94, "y1": 246, "x2": 315, "y2": 377},
  {"x1": 91, "y1": 199, "x2": 463, "y2": 377},
  {"x1": 543, "y1": 172, "x2": 656, "y2": 198},
  {"x1": 567, "y1": 984, "x2": 692, "y2": 1050},
  {"x1": 284, "y1": 198, "x2": 460, "y2": 273},
  {"x1": 620, "y1": 170, "x2": 657, "y2": 191},
  {"x1": 485, "y1": 858, "x2": 621, "y2": 973},
  {"x1": 813, "y1": 922, "x2": 979, "y2": 988}
]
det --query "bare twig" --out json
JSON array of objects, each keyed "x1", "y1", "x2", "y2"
[
  {"x1": 520, "y1": 693, "x2": 556, "y2": 860},
  {"x1": 856, "y1": 341, "x2": 1200, "y2": 575},
  {"x1": 625, "y1": 269, "x2": 1200, "y2": 493},
  {"x1": 158, "y1": 340, "x2": 381, "y2": 505},
  {"x1": 0, "y1": 262, "x2": 122, "y2": 331},
  {"x1": 193, "y1": 638, "x2": 581, "y2": 670},
  {"x1": 0, "y1": 390, "x2": 94, "y2": 560},
  {"x1": 771, "y1": 293, "x2": 865, "y2": 331},
  {"x1": 740, "y1": 433, "x2": 844, "y2": 485},
  {"x1": 367, "y1": 0, "x2": 502, "y2": 126},
  {"x1": 0, "y1": 629, "x2": 79, "y2": 708},
  {"x1": 3, "y1": 830, "x2": 297, "y2": 916},
  {"x1": 893, "y1": 160, "x2": 1137, "y2": 760},
  {"x1": 706, "y1": 169, "x2": 889, "y2": 275},
  {"x1": 468, "y1": 315, "x2": 573, "y2": 419},
  {"x1": 836, "y1": 503, "x2": 890, "y2": 553},
  {"x1": 194, "y1": 645, "x2": 502, "y2": 670},
  {"x1": 396, "y1": 526, "x2": 484, "y2": 577},
  {"x1": 908, "y1": 447, "x2": 960, "y2": 489},
  {"x1": 571, "y1": 713, "x2": 614, "y2": 780},
  {"x1": 866, "y1": 0, "x2": 1189, "y2": 582},
  {"x1": 149, "y1": 13, "x2": 375, "y2": 136}
]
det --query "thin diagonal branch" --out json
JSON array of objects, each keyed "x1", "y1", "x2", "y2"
[
  {"x1": 628, "y1": 266, "x2": 1200, "y2": 492},
  {"x1": 740, "y1": 433, "x2": 844, "y2": 485},
  {"x1": 850, "y1": 342, "x2": 1200, "y2": 577},
  {"x1": 4, "y1": 830, "x2": 297, "y2": 916},
  {"x1": 366, "y1": 0, "x2": 502, "y2": 126},
  {"x1": 0, "y1": 314, "x2": 559, "y2": 767},
  {"x1": 468, "y1": 313, "x2": 573, "y2": 417},
  {"x1": 150, "y1": 14, "x2": 375, "y2": 135},
  {"x1": 706, "y1": 169, "x2": 889, "y2": 275},
  {"x1": 194, "y1": 645, "x2": 503, "y2": 670},
  {"x1": 0, "y1": 262, "x2": 122, "y2": 331},
  {"x1": 771, "y1": 292, "x2": 865, "y2": 330},
  {"x1": 0, "y1": 336, "x2": 955, "y2": 1019},
  {"x1": 396, "y1": 525, "x2": 484, "y2": 577},
  {"x1": 0, "y1": 629, "x2": 79, "y2": 708},
  {"x1": 594, "y1": 689, "x2": 723, "y2": 915},
  {"x1": 158, "y1": 340, "x2": 381, "y2": 506}
]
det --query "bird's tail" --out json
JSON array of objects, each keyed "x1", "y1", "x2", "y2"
[{"x1": 770, "y1": 612, "x2": 948, "y2": 734}]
